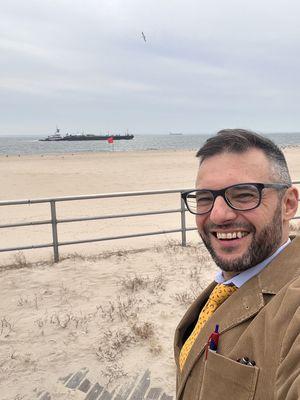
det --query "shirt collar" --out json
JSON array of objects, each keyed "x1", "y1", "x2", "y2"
[{"x1": 215, "y1": 238, "x2": 291, "y2": 288}]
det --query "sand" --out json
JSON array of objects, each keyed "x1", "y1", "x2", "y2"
[
  {"x1": 1, "y1": 148, "x2": 300, "y2": 400},
  {"x1": 0, "y1": 150, "x2": 201, "y2": 265}
]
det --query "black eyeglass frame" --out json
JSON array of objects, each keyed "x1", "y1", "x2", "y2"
[{"x1": 181, "y1": 182, "x2": 290, "y2": 215}]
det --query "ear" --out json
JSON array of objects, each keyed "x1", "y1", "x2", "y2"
[{"x1": 282, "y1": 186, "x2": 299, "y2": 221}]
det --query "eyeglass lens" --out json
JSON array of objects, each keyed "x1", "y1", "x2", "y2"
[{"x1": 187, "y1": 184, "x2": 261, "y2": 214}]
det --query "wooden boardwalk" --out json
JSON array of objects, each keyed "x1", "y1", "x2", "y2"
[{"x1": 37, "y1": 368, "x2": 173, "y2": 400}]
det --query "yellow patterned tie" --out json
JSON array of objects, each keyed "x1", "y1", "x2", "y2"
[{"x1": 179, "y1": 283, "x2": 237, "y2": 371}]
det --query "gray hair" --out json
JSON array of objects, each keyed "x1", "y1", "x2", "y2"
[{"x1": 196, "y1": 129, "x2": 292, "y2": 185}]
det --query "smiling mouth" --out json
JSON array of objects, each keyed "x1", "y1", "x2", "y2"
[{"x1": 212, "y1": 231, "x2": 250, "y2": 240}]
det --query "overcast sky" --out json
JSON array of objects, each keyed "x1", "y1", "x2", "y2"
[{"x1": 1, "y1": 0, "x2": 300, "y2": 135}]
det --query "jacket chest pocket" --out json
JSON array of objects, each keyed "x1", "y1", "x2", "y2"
[{"x1": 199, "y1": 350, "x2": 259, "y2": 400}]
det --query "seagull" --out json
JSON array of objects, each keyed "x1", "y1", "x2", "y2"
[{"x1": 142, "y1": 31, "x2": 146, "y2": 42}]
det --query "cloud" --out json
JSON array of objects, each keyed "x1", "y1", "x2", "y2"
[{"x1": 1, "y1": 0, "x2": 300, "y2": 133}]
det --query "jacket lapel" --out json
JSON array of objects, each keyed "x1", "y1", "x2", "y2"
[
  {"x1": 258, "y1": 235, "x2": 300, "y2": 293},
  {"x1": 174, "y1": 281, "x2": 216, "y2": 368}
]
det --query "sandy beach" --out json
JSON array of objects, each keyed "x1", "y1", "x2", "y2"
[
  {"x1": 0, "y1": 150, "x2": 202, "y2": 265},
  {"x1": 1, "y1": 148, "x2": 300, "y2": 400}
]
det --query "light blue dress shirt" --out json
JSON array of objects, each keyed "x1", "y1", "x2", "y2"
[{"x1": 215, "y1": 239, "x2": 291, "y2": 288}]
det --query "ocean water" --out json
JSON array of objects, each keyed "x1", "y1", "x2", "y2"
[{"x1": 0, "y1": 132, "x2": 300, "y2": 155}]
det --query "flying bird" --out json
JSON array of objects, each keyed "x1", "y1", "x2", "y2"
[{"x1": 142, "y1": 32, "x2": 146, "y2": 42}]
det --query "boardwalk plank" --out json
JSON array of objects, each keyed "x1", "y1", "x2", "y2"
[
  {"x1": 84, "y1": 382, "x2": 104, "y2": 400},
  {"x1": 114, "y1": 375, "x2": 138, "y2": 400},
  {"x1": 66, "y1": 367, "x2": 89, "y2": 389},
  {"x1": 79, "y1": 378, "x2": 92, "y2": 393},
  {"x1": 146, "y1": 388, "x2": 162, "y2": 400},
  {"x1": 129, "y1": 370, "x2": 151, "y2": 400}
]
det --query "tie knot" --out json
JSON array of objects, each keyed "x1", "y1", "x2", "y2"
[{"x1": 209, "y1": 283, "x2": 237, "y2": 306}]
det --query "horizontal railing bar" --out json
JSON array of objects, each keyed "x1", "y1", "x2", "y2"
[
  {"x1": 1, "y1": 205, "x2": 298, "y2": 229},
  {"x1": 0, "y1": 188, "x2": 192, "y2": 206},
  {"x1": 0, "y1": 207, "x2": 299, "y2": 230},
  {"x1": 0, "y1": 209, "x2": 182, "y2": 229},
  {"x1": 0, "y1": 227, "x2": 198, "y2": 253},
  {"x1": 0, "y1": 220, "x2": 52, "y2": 229},
  {"x1": 0, "y1": 243, "x2": 54, "y2": 252},
  {"x1": 58, "y1": 208, "x2": 181, "y2": 223}
]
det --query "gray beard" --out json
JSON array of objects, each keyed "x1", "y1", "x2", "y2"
[{"x1": 200, "y1": 204, "x2": 283, "y2": 273}]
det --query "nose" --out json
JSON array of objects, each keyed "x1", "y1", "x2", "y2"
[{"x1": 209, "y1": 195, "x2": 238, "y2": 224}]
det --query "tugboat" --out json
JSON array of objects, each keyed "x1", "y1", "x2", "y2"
[{"x1": 40, "y1": 127, "x2": 63, "y2": 141}]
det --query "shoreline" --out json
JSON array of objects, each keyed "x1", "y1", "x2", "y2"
[
  {"x1": 0, "y1": 148, "x2": 199, "y2": 160},
  {"x1": 1, "y1": 142, "x2": 300, "y2": 158}
]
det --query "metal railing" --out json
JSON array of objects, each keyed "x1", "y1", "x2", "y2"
[
  {"x1": 0, "y1": 189, "x2": 196, "y2": 263},
  {"x1": 0, "y1": 182, "x2": 299, "y2": 263}
]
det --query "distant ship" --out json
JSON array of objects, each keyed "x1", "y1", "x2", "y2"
[
  {"x1": 169, "y1": 132, "x2": 183, "y2": 135},
  {"x1": 40, "y1": 128, "x2": 134, "y2": 141},
  {"x1": 41, "y1": 127, "x2": 63, "y2": 141}
]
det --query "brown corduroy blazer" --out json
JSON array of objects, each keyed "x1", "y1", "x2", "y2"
[{"x1": 174, "y1": 236, "x2": 300, "y2": 400}]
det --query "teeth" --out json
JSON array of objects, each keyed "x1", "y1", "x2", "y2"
[{"x1": 216, "y1": 231, "x2": 248, "y2": 240}]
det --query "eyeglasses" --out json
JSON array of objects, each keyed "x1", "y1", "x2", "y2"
[{"x1": 182, "y1": 183, "x2": 289, "y2": 215}]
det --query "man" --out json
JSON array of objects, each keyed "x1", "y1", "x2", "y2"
[{"x1": 174, "y1": 129, "x2": 299, "y2": 400}]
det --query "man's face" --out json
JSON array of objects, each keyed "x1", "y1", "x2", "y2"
[{"x1": 195, "y1": 149, "x2": 285, "y2": 275}]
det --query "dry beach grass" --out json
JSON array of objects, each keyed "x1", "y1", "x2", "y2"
[{"x1": 0, "y1": 241, "x2": 217, "y2": 400}]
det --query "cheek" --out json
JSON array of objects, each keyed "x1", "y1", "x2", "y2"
[
  {"x1": 195, "y1": 215, "x2": 206, "y2": 232},
  {"x1": 243, "y1": 206, "x2": 274, "y2": 228}
]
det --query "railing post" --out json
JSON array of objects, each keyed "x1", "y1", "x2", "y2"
[
  {"x1": 50, "y1": 200, "x2": 59, "y2": 263},
  {"x1": 180, "y1": 194, "x2": 187, "y2": 247}
]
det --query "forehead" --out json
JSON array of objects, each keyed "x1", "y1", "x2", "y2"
[{"x1": 196, "y1": 149, "x2": 272, "y2": 189}]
